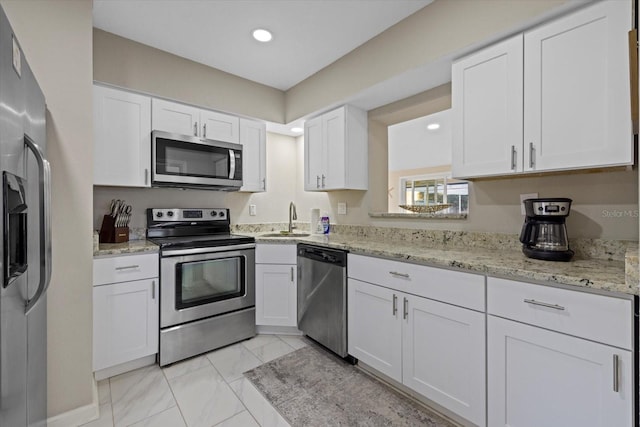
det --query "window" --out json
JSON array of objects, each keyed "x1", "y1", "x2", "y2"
[{"x1": 400, "y1": 173, "x2": 468, "y2": 214}]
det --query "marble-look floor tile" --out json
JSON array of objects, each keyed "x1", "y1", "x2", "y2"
[
  {"x1": 162, "y1": 355, "x2": 212, "y2": 380},
  {"x1": 229, "y1": 378, "x2": 290, "y2": 427},
  {"x1": 250, "y1": 340, "x2": 295, "y2": 363},
  {"x1": 206, "y1": 343, "x2": 263, "y2": 382},
  {"x1": 214, "y1": 410, "x2": 260, "y2": 427},
  {"x1": 242, "y1": 334, "x2": 282, "y2": 350},
  {"x1": 78, "y1": 403, "x2": 113, "y2": 427},
  {"x1": 110, "y1": 365, "x2": 176, "y2": 427},
  {"x1": 276, "y1": 335, "x2": 308, "y2": 350},
  {"x1": 168, "y1": 365, "x2": 245, "y2": 427},
  {"x1": 129, "y1": 406, "x2": 187, "y2": 427},
  {"x1": 97, "y1": 380, "x2": 111, "y2": 405}
]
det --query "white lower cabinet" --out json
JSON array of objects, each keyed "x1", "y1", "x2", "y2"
[
  {"x1": 488, "y1": 315, "x2": 632, "y2": 427},
  {"x1": 93, "y1": 253, "x2": 159, "y2": 374},
  {"x1": 487, "y1": 277, "x2": 634, "y2": 427},
  {"x1": 255, "y1": 244, "x2": 297, "y2": 327},
  {"x1": 348, "y1": 272, "x2": 486, "y2": 427}
]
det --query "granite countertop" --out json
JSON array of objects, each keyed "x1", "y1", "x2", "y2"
[
  {"x1": 252, "y1": 233, "x2": 634, "y2": 296},
  {"x1": 94, "y1": 240, "x2": 159, "y2": 257}
]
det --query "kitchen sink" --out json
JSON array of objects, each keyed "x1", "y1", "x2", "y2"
[{"x1": 261, "y1": 232, "x2": 311, "y2": 238}]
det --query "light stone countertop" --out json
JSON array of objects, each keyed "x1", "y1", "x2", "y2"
[
  {"x1": 252, "y1": 233, "x2": 634, "y2": 296},
  {"x1": 94, "y1": 240, "x2": 159, "y2": 257}
]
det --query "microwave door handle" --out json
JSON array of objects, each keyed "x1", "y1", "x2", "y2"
[
  {"x1": 24, "y1": 136, "x2": 52, "y2": 315},
  {"x1": 229, "y1": 149, "x2": 235, "y2": 179}
]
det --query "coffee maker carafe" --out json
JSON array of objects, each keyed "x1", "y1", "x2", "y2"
[{"x1": 519, "y1": 198, "x2": 574, "y2": 262}]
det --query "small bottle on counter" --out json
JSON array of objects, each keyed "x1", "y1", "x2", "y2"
[{"x1": 321, "y1": 213, "x2": 330, "y2": 234}]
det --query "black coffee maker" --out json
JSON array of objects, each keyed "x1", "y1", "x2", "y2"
[{"x1": 519, "y1": 198, "x2": 574, "y2": 262}]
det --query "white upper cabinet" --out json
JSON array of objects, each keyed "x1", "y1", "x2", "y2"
[
  {"x1": 523, "y1": 0, "x2": 632, "y2": 172},
  {"x1": 452, "y1": 35, "x2": 524, "y2": 177},
  {"x1": 304, "y1": 105, "x2": 368, "y2": 191},
  {"x1": 239, "y1": 118, "x2": 266, "y2": 192},
  {"x1": 152, "y1": 98, "x2": 240, "y2": 143},
  {"x1": 453, "y1": 0, "x2": 632, "y2": 179},
  {"x1": 93, "y1": 85, "x2": 152, "y2": 187}
]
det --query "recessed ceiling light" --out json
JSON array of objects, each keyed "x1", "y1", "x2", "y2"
[
  {"x1": 291, "y1": 127, "x2": 303, "y2": 133},
  {"x1": 252, "y1": 28, "x2": 273, "y2": 43},
  {"x1": 427, "y1": 123, "x2": 440, "y2": 130}
]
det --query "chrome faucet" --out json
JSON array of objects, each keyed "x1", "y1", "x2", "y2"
[{"x1": 288, "y1": 202, "x2": 297, "y2": 233}]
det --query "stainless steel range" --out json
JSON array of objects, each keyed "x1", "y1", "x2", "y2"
[{"x1": 147, "y1": 208, "x2": 256, "y2": 366}]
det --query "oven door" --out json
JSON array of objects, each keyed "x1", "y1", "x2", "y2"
[
  {"x1": 152, "y1": 130, "x2": 243, "y2": 189},
  {"x1": 160, "y1": 245, "x2": 255, "y2": 328}
]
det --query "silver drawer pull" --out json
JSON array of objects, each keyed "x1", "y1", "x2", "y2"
[
  {"x1": 524, "y1": 298, "x2": 565, "y2": 311},
  {"x1": 389, "y1": 271, "x2": 410, "y2": 279},
  {"x1": 613, "y1": 354, "x2": 619, "y2": 392},
  {"x1": 115, "y1": 265, "x2": 140, "y2": 271}
]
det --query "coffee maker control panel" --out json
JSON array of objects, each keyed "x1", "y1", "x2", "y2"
[{"x1": 527, "y1": 199, "x2": 572, "y2": 217}]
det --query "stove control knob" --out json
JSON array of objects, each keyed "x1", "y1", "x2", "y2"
[
  {"x1": 218, "y1": 211, "x2": 225, "y2": 218},
  {"x1": 210, "y1": 211, "x2": 218, "y2": 217},
  {"x1": 167, "y1": 211, "x2": 174, "y2": 217},
  {"x1": 156, "y1": 211, "x2": 164, "y2": 218}
]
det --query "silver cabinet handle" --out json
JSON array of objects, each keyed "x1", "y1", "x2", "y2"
[
  {"x1": 321, "y1": 174, "x2": 326, "y2": 188},
  {"x1": 290, "y1": 267, "x2": 294, "y2": 282},
  {"x1": 403, "y1": 297, "x2": 409, "y2": 320},
  {"x1": 316, "y1": 175, "x2": 320, "y2": 189},
  {"x1": 523, "y1": 299, "x2": 565, "y2": 311},
  {"x1": 529, "y1": 142, "x2": 535, "y2": 168},
  {"x1": 262, "y1": 178, "x2": 266, "y2": 191},
  {"x1": 392, "y1": 294, "x2": 398, "y2": 316},
  {"x1": 152, "y1": 280, "x2": 156, "y2": 299},
  {"x1": 613, "y1": 354, "x2": 619, "y2": 392},
  {"x1": 511, "y1": 145, "x2": 517, "y2": 170},
  {"x1": 194, "y1": 122, "x2": 198, "y2": 136},
  {"x1": 203, "y1": 123, "x2": 207, "y2": 138},
  {"x1": 24, "y1": 135, "x2": 52, "y2": 315},
  {"x1": 389, "y1": 271, "x2": 410, "y2": 279},
  {"x1": 115, "y1": 265, "x2": 140, "y2": 271},
  {"x1": 144, "y1": 168, "x2": 149, "y2": 185}
]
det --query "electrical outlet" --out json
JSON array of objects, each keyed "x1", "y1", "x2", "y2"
[
  {"x1": 520, "y1": 193, "x2": 538, "y2": 215},
  {"x1": 249, "y1": 204, "x2": 256, "y2": 216},
  {"x1": 337, "y1": 202, "x2": 347, "y2": 215}
]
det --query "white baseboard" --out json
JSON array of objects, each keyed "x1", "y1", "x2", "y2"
[
  {"x1": 47, "y1": 379, "x2": 99, "y2": 427},
  {"x1": 256, "y1": 325, "x2": 302, "y2": 335},
  {"x1": 94, "y1": 354, "x2": 156, "y2": 381}
]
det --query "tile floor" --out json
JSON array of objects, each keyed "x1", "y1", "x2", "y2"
[{"x1": 81, "y1": 334, "x2": 308, "y2": 427}]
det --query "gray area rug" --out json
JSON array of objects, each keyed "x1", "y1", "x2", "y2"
[{"x1": 244, "y1": 345, "x2": 458, "y2": 427}]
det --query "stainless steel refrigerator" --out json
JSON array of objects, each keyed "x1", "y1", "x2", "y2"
[{"x1": 0, "y1": 5, "x2": 52, "y2": 427}]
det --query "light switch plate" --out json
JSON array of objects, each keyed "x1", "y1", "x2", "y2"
[
  {"x1": 249, "y1": 204, "x2": 256, "y2": 216},
  {"x1": 337, "y1": 202, "x2": 347, "y2": 215},
  {"x1": 520, "y1": 193, "x2": 538, "y2": 215}
]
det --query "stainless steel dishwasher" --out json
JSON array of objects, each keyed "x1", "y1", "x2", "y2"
[{"x1": 297, "y1": 244, "x2": 348, "y2": 357}]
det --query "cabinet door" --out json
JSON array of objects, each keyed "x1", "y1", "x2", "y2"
[
  {"x1": 93, "y1": 85, "x2": 151, "y2": 187},
  {"x1": 152, "y1": 98, "x2": 201, "y2": 137},
  {"x1": 347, "y1": 279, "x2": 402, "y2": 382},
  {"x1": 239, "y1": 118, "x2": 266, "y2": 192},
  {"x1": 93, "y1": 279, "x2": 159, "y2": 371},
  {"x1": 403, "y1": 296, "x2": 486, "y2": 427},
  {"x1": 488, "y1": 316, "x2": 633, "y2": 427},
  {"x1": 255, "y1": 264, "x2": 297, "y2": 327},
  {"x1": 322, "y1": 107, "x2": 346, "y2": 189},
  {"x1": 524, "y1": 0, "x2": 632, "y2": 172},
  {"x1": 201, "y1": 110, "x2": 240, "y2": 143},
  {"x1": 304, "y1": 115, "x2": 324, "y2": 191},
  {"x1": 452, "y1": 34, "x2": 523, "y2": 178}
]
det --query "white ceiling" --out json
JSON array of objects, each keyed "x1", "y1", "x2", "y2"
[{"x1": 93, "y1": 0, "x2": 433, "y2": 91}]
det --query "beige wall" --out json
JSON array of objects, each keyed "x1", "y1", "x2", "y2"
[
  {"x1": 1, "y1": 0, "x2": 94, "y2": 418},
  {"x1": 285, "y1": 0, "x2": 572, "y2": 121},
  {"x1": 93, "y1": 29, "x2": 285, "y2": 123}
]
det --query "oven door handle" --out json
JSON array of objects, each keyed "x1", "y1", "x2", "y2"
[{"x1": 162, "y1": 243, "x2": 255, "y2": 257}]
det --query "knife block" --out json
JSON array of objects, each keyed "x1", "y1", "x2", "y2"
[{"x1": 99, "y1": 215, "x2": 129, "y2": 243}]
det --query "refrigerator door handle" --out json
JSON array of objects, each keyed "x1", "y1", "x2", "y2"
[{"x1": 24, "y1": 135, "x2": 52, "y2": 315}]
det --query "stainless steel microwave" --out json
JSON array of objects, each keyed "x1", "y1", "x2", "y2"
[{"x1": 151, "y1": 130, "x2": 243, "y2": 190}]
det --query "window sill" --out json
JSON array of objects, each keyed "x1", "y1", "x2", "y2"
[{"x1": 368, "y1": 212, "x2": 468, "y2": 220}]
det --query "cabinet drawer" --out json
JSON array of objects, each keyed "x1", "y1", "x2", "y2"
[
  {"x1": 487, "y1": 277, "x2": 632, "y2": 349},
  {"x1": 348, "y1": 254, "x2": 485, "y2": 311},
  {"x1": 256, "y1": 244, "x2": 297, "y2": 264},
  {"x1": 93, "y1": 253, "x2": 159, "y2": 286}
]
